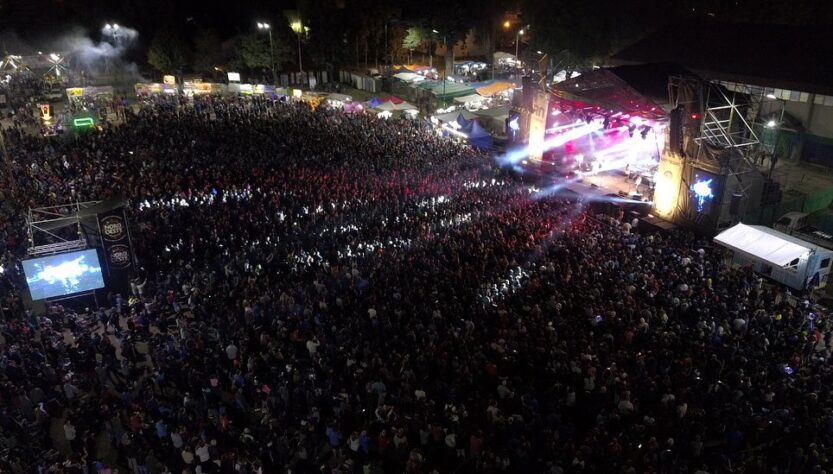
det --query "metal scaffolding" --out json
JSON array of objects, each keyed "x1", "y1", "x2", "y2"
[{"x1": 27, "y1": 201, "x2": 100, "y2": 256}]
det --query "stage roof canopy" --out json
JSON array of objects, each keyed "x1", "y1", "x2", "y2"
[
  {"x1": 551, "y1": 68, "x2": 668, "y2": 120},
  {"x1": 612, "y1": 21, "x2": 833, "y2": 96}
]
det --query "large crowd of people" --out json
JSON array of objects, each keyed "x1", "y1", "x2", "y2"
[{"x1": 1, "y1": 93, "x2": 832, "y2": 474}]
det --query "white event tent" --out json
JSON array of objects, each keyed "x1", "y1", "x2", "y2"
[{"x1": 714, "y1": 223, "x2": 833, "y2": 290}]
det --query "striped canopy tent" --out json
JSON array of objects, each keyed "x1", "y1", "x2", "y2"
[{"x1": 380, "y1": 95, "x2": 404, "y2": 104}]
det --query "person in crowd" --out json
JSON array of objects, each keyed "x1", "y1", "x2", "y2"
[{"x1": 0, "y1": 93, "x2": 831, "y2": 474}]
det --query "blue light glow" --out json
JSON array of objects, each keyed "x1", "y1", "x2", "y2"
[{"x1": 691, "y1": 177, "x2": 714, "y2": 213}]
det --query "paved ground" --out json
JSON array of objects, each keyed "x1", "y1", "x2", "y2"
[
  {"x1": 49, "y1": 314, "x2": 157, "y2": 470},
  {"x1": 765, "y1": 158, "x2": 833, "y2": 195}
]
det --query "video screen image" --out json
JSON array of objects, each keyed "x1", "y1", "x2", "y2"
[
  {"x1": 690, "y1": 170, "x2": 719, "y2": 216},
  {"x1": 22, "y1": 249, "x2": 105, "y2": 300}
]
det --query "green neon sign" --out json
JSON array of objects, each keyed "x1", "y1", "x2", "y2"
[{"x1": 73, "y1": 117, "x2": 95, "y2": 128}]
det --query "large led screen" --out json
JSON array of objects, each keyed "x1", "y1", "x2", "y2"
[
  {"x1": 690, "y1": 169, "x2": 720, "y2": 216},
  {"x1": 22, "y1": 249, "x2": 105, "y2": 300}
]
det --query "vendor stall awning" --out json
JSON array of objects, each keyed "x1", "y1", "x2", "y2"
[
  {"x1": 454, "y1": 94, "x2": 485, "y2": 104},
  {"x1": 476, "y1": 81, "x2": 516, "y2": 97},
  {"x1": 416, "y1": 81, "x2": 475, "y2": 99},
  {"x1": 714, "y1": 223, "x2": 818, "y2": 267},
  {"x1": 435, "y1": 110, "x2": 477, "y2": 124},
  {"x1": 472, "y1": 105, "x2": 510, "y2": 118},
  {"x1": 393, "y1": 72, "x2": 425, "y2": 83}
]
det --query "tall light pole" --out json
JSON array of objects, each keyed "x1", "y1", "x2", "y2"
[
  {"x1": 257, "y1": 22, "x2": 276, "y2": 84},
  {"x1": 515, "y1": 29, "x2": 524, "y2": 65},
  {"x1": 102, "y1": 23, "x2": 121, "y2": 76},
  {"x1": 291, "y1": 21, "x2": 305, "y2": 74},
  {"x1": 432, "y1": 29, "x2": 447, "y2": 98}
]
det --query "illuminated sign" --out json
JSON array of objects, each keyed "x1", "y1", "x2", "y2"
[
  {"x1": 227, "y1": 72, "x2": 241, "y2": 82},
  {"x1": 73, "y1": 117, "x2": 95, "y2": 128},
  {"x1": 690, "y1": 177, "x2": 714, "y2": 213},
  {"x1": 163, "y1": 75, "x2": 176, "y2": 85}
]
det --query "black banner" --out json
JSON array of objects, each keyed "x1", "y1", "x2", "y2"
[{"x1": 97, "y1": 207, "x2": 135, "y2": 292}]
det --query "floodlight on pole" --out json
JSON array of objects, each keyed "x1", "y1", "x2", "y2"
[
  {"x1": 766, "y1": 119, "x2": 777, "y2": 128},
  {"x1": 430, "y1": 29, "x2": 447, "y2": 97},
  {"x1": 257, "y1": 21, "x2": 276, "y2": 84},
  {"x1": 290, "y1": 21, "x2": 305, "y2": 73},
  {"x1": 515, "y1": 29, "x2": 524, "y2": 63}
]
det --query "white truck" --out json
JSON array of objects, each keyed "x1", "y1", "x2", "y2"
[{"x1": 774, "y1": 212, "x2": 833, "y2": 250}]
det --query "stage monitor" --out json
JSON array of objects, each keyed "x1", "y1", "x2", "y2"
[{"x1": 22, "y1": 249, "x2": 105, "y2": 301}]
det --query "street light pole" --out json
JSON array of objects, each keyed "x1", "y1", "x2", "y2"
[
  {"x1": 297, "y1": 31, "x2": 303, "y2": 73},
  {"x1": 515, "y1": 29, "x2": 524, "y2": 63},
  {"x1": 257, "y1": 23, "x2": 276, "y2": 85},
  {"x1": 102, "y1": 23, "x2": 121, "y2": 76},
  {"x1": 268, "y1": 29, "x2": 275, "y2": 84},
  {"x1": 432, "y1": 29, "x2": 447, "y2": 98},
  {"x1": 291, "y1": 21, "x2": 304, "y2": 74}
]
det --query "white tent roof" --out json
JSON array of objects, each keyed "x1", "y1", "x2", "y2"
[
  {"x1": 454, "y1": 94, "x2": 485, "y2": 104},
  {"x1": 327, "y1": 93, "x2": 353, "y2": 102},
  {"x1": 714, "y1": 223, "x2": 817, "y2": 267},
  {"x1": 393, "y1": 72, "x2": 425, "y2": 83}
]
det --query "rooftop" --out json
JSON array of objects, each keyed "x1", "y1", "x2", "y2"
[{"x1": 611, "y1": 21, "x2": 833, "y2": 96}]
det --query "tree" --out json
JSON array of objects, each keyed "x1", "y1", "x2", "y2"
[
  {"x1": 298, "y1": 0, "x2": 352, "y2": 70},
  {"x1": 192, "y1": 27, "x2": 223, "y2": 75},
  {"x1": 147, "y1": 27, "x2": 190, "y2": 74},
  {"x1": 233, "y1": 30, "x2": 294, "y2": 76},
  {"x1": 402, "y1": 27, "x2": 427, "y2": 53},
  {"x1": 523, "y1": 0, "x2": 687, "y2": 72},
  {"x1": 346, "y1": 0, "x2": 401, "y2": 68},
  {"x1": 239, "y1": 33, "x2": 272, "y2": 71}
]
